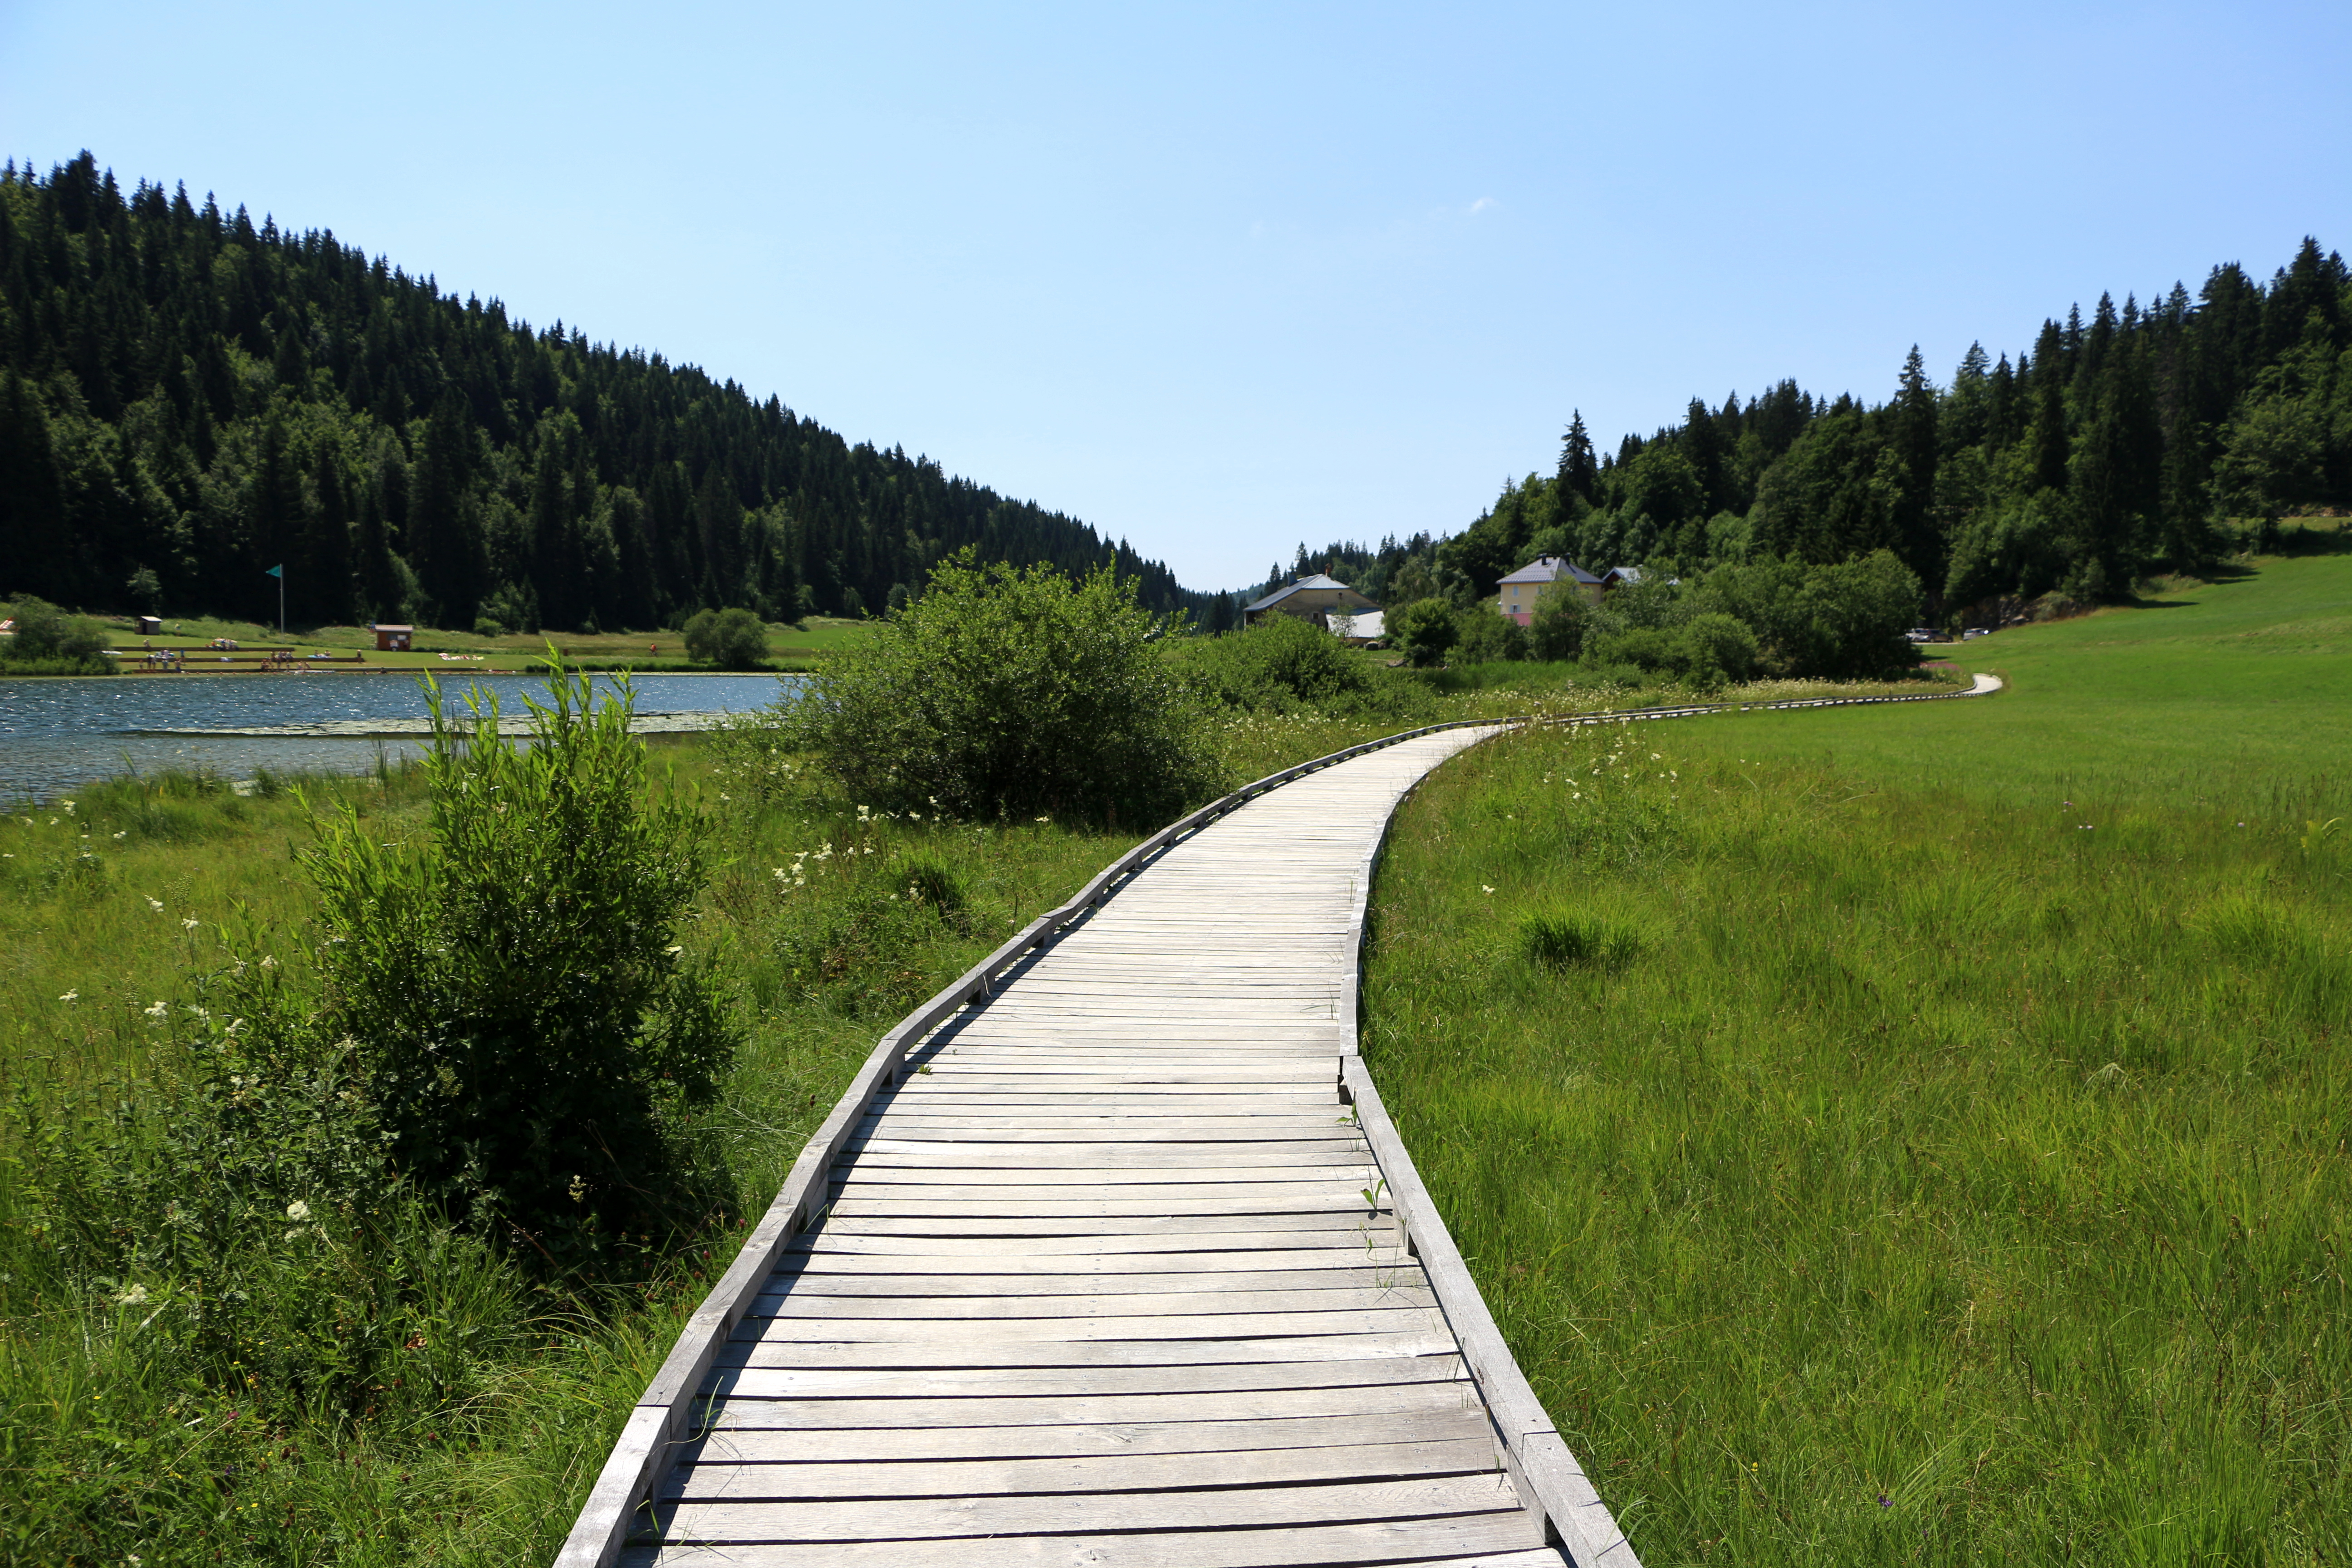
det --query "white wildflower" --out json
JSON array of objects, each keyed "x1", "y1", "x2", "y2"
[
  {"x1": 285, "y1": 1200, "x2": 311, "y2": 1222},
  {"x1": 1480, "y1": 886, "x2": 1496, "y2": 896},
  {"x1": 113, "y1": 830, "x2": 127, "y2": 840},
  {"x1": 664, "y1": 944, "x2": 683, "y2": 955},
  {"x1": 147, "y1": 897, "x2": 164, "y2": 912},
  {"x1": 58, "y1": 990, "x2": 78, "y2": 1003},
  {"x1": 182, "y1": 917, "x2": 199, "y2": 930},
  {"x1": 145, "y1": 1000, "x2": 168, "y2": 1020},
  {"x1": 113, "y1": 1283, "x2": 149, "y2": 1306}
]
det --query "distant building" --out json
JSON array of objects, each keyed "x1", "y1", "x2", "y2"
[
  {"x1": 1602, "y1": 566, "x2": 1646, "y2": 591},
  {"x1": 374, "y1": 623, "x2": 413, "y2": 652},
  {"x1": 137, "y1": 615, "x2": 163, "y2": 636},
  {"x1": 1328, "y1": 608, "x2": 1385, "y2": 646},
  {"x1": 1242, "y1": 573, "x2": 1378, "y2": 629},
  {"x1": 1495, "y1": 557, "x2": 1602, "y2": 626}
]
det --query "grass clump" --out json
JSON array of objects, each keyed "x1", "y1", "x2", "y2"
[{"x1": 1515, "y1": 910, "x2": 1641, "y2": 970}]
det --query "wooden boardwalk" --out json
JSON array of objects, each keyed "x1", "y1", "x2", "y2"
[
  {"x1": 564, "y1": 723, "x2": 1637, "y2": 1568},
  {"x1": 564, "y1": 681, "x2": 1999, "y2": 1568}
]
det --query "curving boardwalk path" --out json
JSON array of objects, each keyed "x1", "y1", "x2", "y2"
[{"x1": 568, "y1": 678, "x2": 2001, "y2": 1568}]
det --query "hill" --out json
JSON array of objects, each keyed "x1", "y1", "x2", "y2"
[
  {"x1": 1267, "y1": 239, "x2": 2352, "y2": 627},
  {"x1": 0, "y1": 152, "x2": 1212, "y2": 633}
]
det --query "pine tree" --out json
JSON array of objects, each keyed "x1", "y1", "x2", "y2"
[{"x1": 1557, "y1": 411, "x2": 1598, "y2": 502}]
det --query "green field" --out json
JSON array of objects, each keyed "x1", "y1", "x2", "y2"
[
  {"x1": 1363, "y1": 549, "x2": 2351, "y2": 1564},
  {"x1": 1, "y1": 609, "x2": 873, "y2": 676}
]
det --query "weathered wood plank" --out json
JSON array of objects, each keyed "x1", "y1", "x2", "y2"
[
  {"x1": 661, "y1": 1436, "x2": 1502, "y2": 1501},
  {"x1": 751, "y1": 1285, "x2": 1441, "y2": 1319},
  {"x1": 649, "y1": 1472, "x2": 1526, "y2": 1541},
  {"x1": 767, "y1": 1266, "x2": 1424, "y2": 1295},
  {"x1": 622, "y1": 1515, "x2": 1554, "y2": 1567},
  {"x1": 709, "y1": 1330, "x2": 1464, "y2": 1374},
  {"x1": 697, "y1": 1377, "x2": 1487, "y2": 1431},
  {"x1": 667, "y1": 1406, "x2": 1493, "y2": 1465}
]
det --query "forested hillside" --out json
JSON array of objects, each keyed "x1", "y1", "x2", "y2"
[
  {"x1": 1270, "y1": 238, "x2": 2351, "y2": 622},
  {"x1": 0, "y1": 153, "x2": 1210, "y2": 632}
]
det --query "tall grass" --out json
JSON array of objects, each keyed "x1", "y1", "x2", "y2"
[{"x1": 1365, "y1": 712, "x2": 2350, "y2": 1564}]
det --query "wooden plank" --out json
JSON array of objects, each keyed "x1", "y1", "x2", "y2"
[
  {"x1": 697, "y1": 1378, "x2": 1485, "y2": 1431},
  {"x1": 752, "y1": 1285, "x2": 1441, "y2": 1319},
  {"x1": 768, "y1": 1267, "x2": 1422, "y2": 1296},
  {"x1": 661, "y1": 1436, "x2": 1503, "y2": 1501},
  {"x1": 649, "y1": 1472, "x2": 1526, "y2": 1542},
  {"x1": 710, "y1": 1330, "x2": 1463, "y2": 1373},
  {"x1": 730, "y1": 1306, "x2": 1447, "y2": 1343},
  {"x1": 706, "y1": 1354, "x2": 1470, "y2": 1400},
  {"x1": 829, "y1": 1179, "x2": 1381, "y2": 1205},
  {"x1": 798, "y1": 1218, "x2": 1402, "y2": 1246},
  {"x1": 715, "y1": 1335, "x2": 1458, "y2": 1382},
  {"x1": 622, "y1": 1515, "x2": 1554, "y2": 1566},
  {"x1": 780, "y1": 1246, "x2": 1416, "y2": 1275},
  {"x1": 821, "y1": 1194, "x2": 1390, "y2": 1219},
  {"x1": 667, "y1": 1406, "x2": 1493, "y2": 1465}
]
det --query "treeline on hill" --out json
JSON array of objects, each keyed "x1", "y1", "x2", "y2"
[
  {"x1": 1250, "y1": 236, "x2": 2350, "y2": 632},
  {"x1": 0, "y1": 152, "x2": 1212, "y2": 634}
]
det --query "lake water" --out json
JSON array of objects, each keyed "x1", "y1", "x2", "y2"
[{"x1": 0, "y1": 672, "x2": 799, "y2": 805}]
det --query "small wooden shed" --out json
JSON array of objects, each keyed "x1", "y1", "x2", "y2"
[{"x1": 374, "y1": 623, "x2": 413, "y2": 652}]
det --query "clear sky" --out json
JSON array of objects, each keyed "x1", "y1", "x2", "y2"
[{"x1": 5, "y1": 0, "x2": 2347, "y2": 590}]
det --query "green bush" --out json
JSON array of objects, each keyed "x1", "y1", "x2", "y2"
[
  {"x1": 1529, "y1": 589, "x2": 1589, "y2": 660},
  {"x1": 3, "y1": 595, "x2": 114, "y2": 673},
  {"x1": 304, "y1": 669, "x2": 740, "y2": 1247},
  {"x1": 1454, "y1": 607, "x2": 1529, "y2": 663},
  {"x1": 1178, "y1": 612, "x2": 1431, "y2": 722},
  {"x1": 682, "y1": 606, "x2": 770, "y2": 668},
  {"x1": 783, "y1": 547, "x2": 1217, "y2": 825},
  {"x1": 1392, "y1": 598, "x2": 1460, "y2": 667}
]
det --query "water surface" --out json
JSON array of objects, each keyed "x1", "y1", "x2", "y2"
[{"x1": 1, "y1": 672, "x2": 797, "y2": 804}]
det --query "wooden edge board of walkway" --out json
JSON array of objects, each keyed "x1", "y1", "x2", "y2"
[{"x1": 560, "y1": 675, "x2": 2004, "y2": 1568}]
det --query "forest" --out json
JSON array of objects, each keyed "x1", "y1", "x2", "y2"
[
  {"x1": 0, "y1": 152, "x2": 1213, "y2": 634},
  {"x1": 1262, "y1": 236, "x2": 2351, "y2": 625}
]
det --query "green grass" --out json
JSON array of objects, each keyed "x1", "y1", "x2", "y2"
[
  {"x1": 1362, "y1": 550, "x2": 2352, "y2": 1565},
  {"x1": 1, "y1": 605, "x2": 873, "y2": 676}
]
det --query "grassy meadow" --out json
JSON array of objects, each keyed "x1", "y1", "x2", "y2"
[
  {"x1": 0, "y1": 605, "x2": 872, "y2": 676},
  {"x1": 1362, "y1": 549, "x2": 2352, "y2": 1564}
]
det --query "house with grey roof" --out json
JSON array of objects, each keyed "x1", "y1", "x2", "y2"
[
  {"x1": 1242, "y1": 573, "x2": 1379, "y2": 629},
  {"x1": 1495, "y1": 557, "x2": 1602, "y2": 626}
]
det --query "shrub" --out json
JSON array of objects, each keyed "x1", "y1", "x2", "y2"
[
  {"x1": 682, "y1": 606, "x2": 770, "y2": 668},
  {"x1": 303, "y1": 668, "x2": 739, "y2": 1247},
  {"x1": 1182, "y1": 612, "x2": 1400, "y2": 714},
  {"x1": 1528, "y1": 589, "x2": 1589, "y2": 660},
  {"x1": 1392, "y1": 598, "x2": 1460, "y2": 667},
  {"x1": 1455, "y1": 607, "x2": 1529, "y2": 663},
  {"x1": 784, "y1": 547, "x2": 1217, "y2": 825},
  {"x1": 3, "y1": 595, "x2": 113, "y2": 673},
  {"x1": 473, "y1": 615, "x2": 508, "y2": 639}
]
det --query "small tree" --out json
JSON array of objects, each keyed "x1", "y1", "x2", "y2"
[
  {"x1": 4, "y1": 596, "x2": 107, "y2": 661},
  {"x1": 1392, "y1": 598, "x2": 1459, "y2": 667},
  {"x1": 786, "y1": 547, "x2": 1215, "y2": 824},
  {"x1": 682, "y1": 606, "x2": 769, "y2": 668},
  {"x1": 304, "y1": 669, "x2": 737, "y2": 1247},
  {"x1": 1528, "y1": 588, "x2": 1588, "y2": 660}
]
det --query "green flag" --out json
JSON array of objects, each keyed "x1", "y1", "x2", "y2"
[{"x1": 265, "y1": 564, "x2": 283, "y2": 578}]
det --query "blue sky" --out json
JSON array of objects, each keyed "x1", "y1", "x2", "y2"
[{"x1": 5, "y1": 0, "x2": 2347, "y2": 590}]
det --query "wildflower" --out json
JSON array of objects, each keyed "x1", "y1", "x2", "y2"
[
  {"x1": 664, "y1": 944, "x2": 683, "y2": 955},
  {"x1": 145, "y1": 1001, "x2": 168, "y2": 1020},
  {"x1": 182, "y1": 917, "x2": 199, "y2": 930},
  {"x1": 285, "y1": 1200, "x2": 311, "y2": 1223},
  {"x1": 258, "y1": 955, "x2": 275, "y2": 970},
  {"x1": 1480, "y1": 885, "x2": 1496, "y2": 895},
  {"x1": 147, "y1": 897, "x2": 164, "y2": 912},
  {"x1": 58, "y1": 990, "x2": 79, "y2": 1003},
  {"x1": 113, "y1": 830, "x2": 127, "y2": 840},
  {"x1": 113, "y1": 1283, "x2": 149, "y2": 1306},
  {"x1": 62, "y1": 801, "x2": 75, "y2": 813}
]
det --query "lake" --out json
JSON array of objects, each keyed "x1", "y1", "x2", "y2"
[{"x1": 0, "y1": 671, "x2": 799, "y2": 805}]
